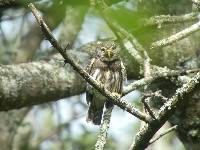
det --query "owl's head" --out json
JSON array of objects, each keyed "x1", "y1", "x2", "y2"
[{"x1": 96, "y1": 40, "x2": 120, "y2": 62}]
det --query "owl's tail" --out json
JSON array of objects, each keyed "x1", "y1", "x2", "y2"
[{"x1": 86, "y1": 102, "x2": 104, "y2": 125}]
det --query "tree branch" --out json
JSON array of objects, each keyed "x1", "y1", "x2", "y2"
[
  {"x1": 144, "y1": 13, "x2": 198, "y2": 27},
  {"x1": 151, "y1": 20, "x2": 200, "y2": 49},
  {"x1": 0, "y1": 54, "x2": 87, "y2": 111},
  {"x1": 95, "y1": 107, "x2": 113, "y2": 150},
  {"x1": 149, "y1": 125, "x2": 178, "y2": 145},
  {"x1": 123, "y1": 68, "x2": 200, "y2": 95},
  {"x1": 141, "y1": 97, "x2": 157, "y2": 119}
]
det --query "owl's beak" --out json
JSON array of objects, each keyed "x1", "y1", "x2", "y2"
[{"x1": 106, "y1": 50, "x2": 113, "y2": 58}]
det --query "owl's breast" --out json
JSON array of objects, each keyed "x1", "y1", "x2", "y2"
[
  {"x1": 88, "y1": 59, "x2": 122, "y2": 93},
  {"x1": 90, "y1": 68, "x2": 120, "y2": 91}
]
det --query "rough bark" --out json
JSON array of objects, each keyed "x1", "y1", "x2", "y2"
[{"x1": 0, "y1": 52, "x2": 88, "y2": 111}]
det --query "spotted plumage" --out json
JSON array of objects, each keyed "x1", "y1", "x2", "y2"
[{"x1": 86, "y1": 40, "x2": 126, "y2": 125}]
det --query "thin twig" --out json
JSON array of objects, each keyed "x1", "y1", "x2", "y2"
[
  {"x1": 123, "y1": 77, "x2": 154, "y2": 96},
  {"x1": 149, "y1": 125, "x2": 178, "y2": 145},
  {"x1": 95, "y1": 107, "x2": 113, "y2": 150},
  {"x1": 123, "y1": 68, "x2": 200, "y2": 96},
  {"x1": 28, "y1": 3, "x2": 150, "y2": 123},
  {"x1": 144, "y1": 13, "x2": 198, "y2": 27},
  {"x1": 141, "y1": 97, "x2": 156, "y2": 119},
  {"x1": 142, "y1": 52, "x2": 156, "y2": 119},
  {"x1": 151, "y1": 20, "x2": 200, "y2": 49},
  {"x1": 144, "y1": 51, "x2": 151, "y2": 78}
]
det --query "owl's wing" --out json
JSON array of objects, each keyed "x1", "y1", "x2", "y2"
[
  {"x1": 85, "y1": 58, "x2": 96, "y2": 105},
  {"x1": 110, "y1": 60, "x2": 126, "y2": 95},
  {"x1": 113, "y1": 60, "x2": 126, "y2": 93},
  {"x1": 85, "y1": 58, "x2": 96, "y2": 74}
]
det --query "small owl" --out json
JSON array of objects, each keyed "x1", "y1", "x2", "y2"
[{"x1": 86, "y1": 40, "x2": 126, "y2": 125}]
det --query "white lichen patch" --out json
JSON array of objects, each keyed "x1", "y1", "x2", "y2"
[{"x1": 1, "y1": 78, "x2": 18, "y2": 99}]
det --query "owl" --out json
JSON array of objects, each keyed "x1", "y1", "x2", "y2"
[{"x1": 86, "y1": 40, "x2": 126, "y2": 125}]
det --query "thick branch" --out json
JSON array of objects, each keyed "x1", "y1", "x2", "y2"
[{"x1": 0, "y1": 54, "x2": 86, "y2": 111}]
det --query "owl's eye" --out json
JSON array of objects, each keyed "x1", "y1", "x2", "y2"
[
  {"x1": 101, "y1": 47, "x2": 106, "y2": 51},
  {"x1": 111, "y1": 44, "x2": 116, "y2": 49}
]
